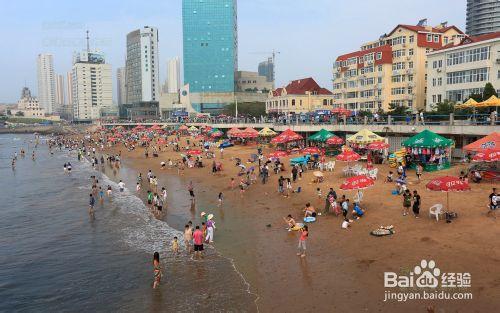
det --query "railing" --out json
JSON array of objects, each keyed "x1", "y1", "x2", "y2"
[{"x1": 101, "y1": 113, "x2": 499, "y2": 127}]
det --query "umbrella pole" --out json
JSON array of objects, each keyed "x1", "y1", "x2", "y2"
[{"x1": 446, "y1": 192, "x2": 449, "y2": 212}]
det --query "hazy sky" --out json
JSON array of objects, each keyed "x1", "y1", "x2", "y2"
[{"x1": 0, "y1": 0, "x2": 466, "y2": 103}]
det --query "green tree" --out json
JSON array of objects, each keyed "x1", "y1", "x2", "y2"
[
  {"x1": 482, "y1": 82, "x2": 497, "y2": 100},
  {"x1": 468, "y1": 93, "x2": 483, "y2": 102},
  {"x1": 357, "y1": 110, "x2": 373, "y2": 117},
  {"x1": 223, "y1": 102, "x2": 266, "y2": 117},
  {"x1": 15, "y1": 111, "x2": 25, "y2": 117},
  {"x1": 432, "y1": 99, "x2": 455, "y2": 114},
  {"x1": 388, "y1": 103, "x2": 410, "y2": 115}
]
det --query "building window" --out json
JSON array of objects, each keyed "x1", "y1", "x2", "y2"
[
  {"x1": 409, "y1": 35, "x2": 414, "y2": 43},
  {"x1": 376, "y1": 52, "x2": 382, "y2": 60},
  {"x1": 444, "y1": 36, "x2": 448, "y2": 45},
  {"x1": 323, "y1": 99, "x2": 328, "y2": 106},
  {"x1": 409, "y1": 48, "x2": 414, "y2": 56},
  {"x1": 427, "y1": 34, "x2": 432, "y2": 42},
  {"x1": 438, "y1": 77, "x2": 442, "y2": 86},
  {"x1": 437, "y1": 94, "x2": 442, "y2": 102},
  {"x1": 433, "y1": 35, "x2": 439, "y2": 43},
  {"x1": 292, "y1": 99, "x2": 295, "y2": 106},
  {"x1": 409, "y1": 61, "x2": 413, "y2": 69}
]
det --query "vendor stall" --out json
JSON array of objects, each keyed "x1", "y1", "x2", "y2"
[
  {"x1": 270, "y1": 129, "x2": 304, "y2": 153},
  {"x1": 402, "y1": 130, "x2": 453, "y2": 172},
  {"x1": 346, "y1": 129, "x2": 386, "y2": 163}
]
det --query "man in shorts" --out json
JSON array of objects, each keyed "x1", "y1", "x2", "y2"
[
  {"x1": 487, "y1": 188, "x2": 498, "y2": 218},
  {"x1": 193, "y1": 226, "x2": 204, "y2": 259}
]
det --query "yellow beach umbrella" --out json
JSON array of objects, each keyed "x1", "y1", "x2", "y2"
[
  {"x1": 188, "y1": 125, "x2": 198, "y2": 131},
  {"x1": 258, "y1": 127, "x2": 277, "y2": 137},
  {"x1": 347, "y1": 129, "x2": 384, "y2": 144}
]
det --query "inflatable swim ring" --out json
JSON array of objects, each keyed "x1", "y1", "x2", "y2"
[
  {"x1": 290, "y1": 223, "x2": 305, "y2": 231},
  {"x1": 303, "y1": 216, "x2": 316, "y2": 223}
]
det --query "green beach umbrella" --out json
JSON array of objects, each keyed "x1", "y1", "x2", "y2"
[
  {"x1": 402, "y1": 130, "x2": 453, "y2": 148},
  {"x1": 308, "y1": 129, "x2": 334, "y2": 142}
]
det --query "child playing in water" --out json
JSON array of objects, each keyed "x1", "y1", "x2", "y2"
[
  {"x1": 153, "y1": 252, "x2": 162, "y2": 289},
  {"x1": 172, "y1": 237, "x2": 179, "y2": 254},
  {"x1": 218, "y1": 192, "x2": 223, "y2": 207},
  {"x1": 184, "y1": 225, "x2": 193, "y2": 254}
]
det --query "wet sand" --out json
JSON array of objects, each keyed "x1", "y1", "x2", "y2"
[{"x1": 101, "y1": 136, "x2": 499, "y2": 313}]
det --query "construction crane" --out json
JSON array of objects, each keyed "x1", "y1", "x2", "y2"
[{"x1": 249, "y1": 49, "x2": 280, "y2": 83}]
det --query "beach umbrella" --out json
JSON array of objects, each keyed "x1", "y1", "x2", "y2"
[
  {"x1": 243, "y1": 127, "x2": 259, "y2": 135},
  {"x1": 187, "y1": 149, "x2": 202, "y2": 156},
  {"x1": 211, "y1": 130, "x2": 223, "y2": 138},
  {"x1": 188, "y1": 125, "x2": 198, "y2": 132},
  {"x1": 150, "y1": 124, "x2": 162, "y2": 130},
  {"x1": 308, "y1": 129, "x2": 334, "y2": 142},
  {"x1": 472, "y1": 149, "x2": 500, "y2": 163},
  {"x1": 336, "y1": 149, "x2": 361, "y2": 162},
  {"x1": 326, "y1": 136, "x2": 344, "y2": 145},
  {"x1": 302, "y1": 147, "x2": 321, "y2": 155},
  {"x1": 331, "y1": 107, "x2": 352, "y2": 116},
  {"x1": 270, "y1": 129, "x2": 303, "y2": 144},
  {"x1": 367, "y1": 141, "x2": 390, "y2": 150},
  {"x1": 463, "y1": 132, "x2": 500, "y2": 152},
  {"x1": 227, "y1": 127, "x2": 241, "y2": 137},
  {"x1": 141, "y1": 136, "x2": 150, "y2": 141},
  {"x1": 157, "y1": 138, "x2": 167, "y2": 145},
  {"x1": 108, "y1": 137, "x2": 117, "y2": 142},
  {"x1": 234, "y1": 131, "x2": 258, "y2": 139},
  {"x1": 258, "y1": 127, "x2": 277, "y2": 137},
  {"x1": 340, "y1": 175, "x2": 375, "y2": 190},
  {"x1": 268, "y1": 151, "x2": 288, "y2": 158},
  {"x1": 426, "y1": 176, "x2": 471, "y2": 212},
  {"x1": 347, "y1": 129, "x2": 385, "y2": 145}
]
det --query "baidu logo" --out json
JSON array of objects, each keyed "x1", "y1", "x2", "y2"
[{"x1": 384, "y1": 259, "x2": 470, "y2": 288}]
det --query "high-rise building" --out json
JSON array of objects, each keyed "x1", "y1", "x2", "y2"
[
  {"x1": 71, "y1": 50, "x2": 112, "y2": 121},
  {"x1": 117, "y1": 67, "x2": 127, "y2": 105},
  {"x1": 258, "y1": 57, "x2": 274, "y2": 83},
  {"x1": 37, "y1": 53, "x2": 56, "y2": 114},
  {"x1": 21, "y1": 87, "x2": 31, "y2": 99},
  {"x1": 182, "y1": 0, "x2": 238, "y2": 93},
  {"x1": 66, "y1": 71, "x2": 73, "y2": 109},
  {"x1": 332, "y1": 20, "x2": 463, "y2": 112},
  {"x1": 466, "y1": 0, "x2": 500, "y2": 36},
  {"x1": 125, "y1": 26, "x2": 160, "y2": 104},
  {"x1": 55, "y1": 74, "x2": 65, "y2": 107},
  {"x1": 166, "y1": 57, "x2": 181, "y2": 93}
]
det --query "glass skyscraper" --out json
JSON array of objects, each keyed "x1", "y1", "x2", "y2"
[{"x1": 182, "y1": 0, "x2": 238, "y2": 94}]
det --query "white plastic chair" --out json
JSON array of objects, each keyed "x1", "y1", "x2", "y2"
[
  {"x1": 369, "y1": 168, "x2": 379, "y2": 180},
  {"x1": 429, "y1": 204, "x2": 444, "y2": 221}
]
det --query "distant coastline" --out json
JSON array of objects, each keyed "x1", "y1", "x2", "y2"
[{"x1": 0, "y1": 125, "x2": 73, "y2": 135}]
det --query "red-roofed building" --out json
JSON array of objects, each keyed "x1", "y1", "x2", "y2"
[
  {"x1": 266, "y1": 77, "x2": 334, "y2": 114},
  {"x1": 426, "y1": 31, "x2": 500, "y2": 110},
  {"x1": 332, "y1": 20, "x2": 463, "y2": 112}
]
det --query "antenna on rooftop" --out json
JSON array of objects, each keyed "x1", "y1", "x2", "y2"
[
  {"x1": 86, "y1": 30, "x2": 90, "y2": 53},
  {"x1": 417, "y1": 18, "x2": 427, "y2": 27}
]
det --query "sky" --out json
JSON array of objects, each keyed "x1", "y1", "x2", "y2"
[{"x1": 0, "y1": 0, "x2": 466, "y2": 103}]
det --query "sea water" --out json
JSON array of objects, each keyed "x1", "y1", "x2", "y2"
[{"x1": 0, "y1": 134, "x2": 257, "y2": 312}]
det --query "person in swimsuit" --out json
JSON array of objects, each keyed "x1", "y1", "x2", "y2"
[
  {"x1": 89, "y1": 194, "x2": 95, "y2": 219},
  {"x1": 153, "y1": 252, "x2": 162, "y2": 288},
  {"x1": 107, "y1": 185, "x2": 112, "y2": 197}
]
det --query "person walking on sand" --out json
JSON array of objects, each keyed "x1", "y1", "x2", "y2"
[
  {"x1": 487, "y1": 188, "x2": 498, "y2": 218},
  {"x1": 416, "y1": 163, "x2": 423, "y2": 183},
  {"x1": 297, "y1": 225, "x2": 308, "y2": 258},
  {"x1": 218, "y1": 192, "x2": 223, "y2": 206},
  {"x1": 412, "y1": 190, "x2": 421, "y2": 218},
  {"x1": 153, "y1": 252, "x2": 162, "y2": 289},
  {"x1": 205, "y1": 214, "x2": 215, "y2": 243},
  {"x1": 324, "y1": 188, "x2": 337, "y2": 214},
  {"x1": 402, "y1": 189, "x2": 412, "y2": 216}
]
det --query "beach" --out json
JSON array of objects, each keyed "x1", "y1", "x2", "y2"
[
  {"x1": 99, "y1": 132, "x2": 499, "y2": 313},
  {"x1": 1, "y1": 131, "x2": 499, "y2": 312}
]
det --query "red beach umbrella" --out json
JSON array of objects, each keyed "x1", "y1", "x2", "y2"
[
  {"x1": 336, "y1": 149, "x2": 361, "y2": 162},
  {"x1": 302, "y1": 147, "x2": 321, "y2": 155},
  {"x1": 141, "y1": 136, "x2": 150, "y2": 141},
  {"x1": 268, "y1": 151, "x2": 288, "y2": 158},
  {"x1": 326, "y1": 136, "x2": 344, "y2": 145},
  {"x1": 472, "y1": 149, "x2": 500, "y2": 163},
  {"x1": 234, "y1": 131, "x2": 258, "y2": 139},
  {"x1": 367, "y1": 141, "x2": 389, "y2": 150},
  {"x1": 426, "y1": 176, "x2": 471, "y2": 212},
  {"x1": 340, "y1": 175, "x2": 375, "y2": 190},
  {"x1": 270, "y1": 129, "x2": 303, "y2": 144},
  {"x1": 187, "y1": 149, "x2": 202, "y2": 156}
]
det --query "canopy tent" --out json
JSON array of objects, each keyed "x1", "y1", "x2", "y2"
[
  {"x1": 472, "y1": 149, "x2": 500, "y2": 163},
  {"x1": 243, "y1": 127, "x2": 259, "y2": 135},
  {"x1": 477, "y1": 95, "x2": 500, "y2": 108},
  {"x1": 258, "y1": 127, "x2": 277, "y2": 137},
  {"x1": 149, "y1": 124, "x2": 162, "y2": 130},
  {"x1": 178, "y1": 125, "x2": 189, "y2": 131},
  {"x1": 270, "y1": 129, "x2": 303, "y2": 144},
  {"x1": 308, "y1": 129, "x2": 335, "y2": 142},
  {"x1": 402, "y1": 130, "x2": 453, "y2": 172},
  {"x1": 347, "y1": 129, "x2": 384, "y2": 145},
  {"x1": 402, "y1": 129, "x2": 453, "y2": 148},
  {"x1": 454, "y1": 98, "x2": 478, "y2": 109},
  {"x1": 331, "y1": 107, "x2": 352, "y2": 116},
  {"x1": 188, "y1": 125, "x2": 198, "y2": 132},
  {"x1": 463, "y1": 132, "x2": 500, "y2": 152},
  {"x1": 326, "y1": 136, "x2": 344, "y2": 145}
]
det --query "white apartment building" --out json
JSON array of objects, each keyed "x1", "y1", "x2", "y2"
[
  {"x1": 117, "y1": 67, "x2": 127, "y2": 105},
  {"x1": 125, "y1": 26, "x2": 160, "y2": 104},
  {"x1": 167, "y1": 57, "x2": 181, "y2": 93},
  {"x1": 426, "y1": 32, "x2": 500, "y2": 109},
  {"x1": 72, "y1": 51, "x2": 112, "y2": 121},
  {"x1": 37, "y1": 53, "x2": 56, "y2": 114}
]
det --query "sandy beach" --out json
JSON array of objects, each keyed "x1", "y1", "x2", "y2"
[{"x1": 87, "y1": 131, "x2": 500, "y2": 313}]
